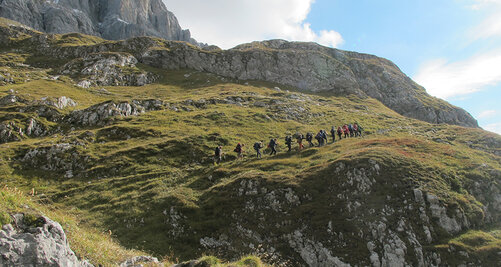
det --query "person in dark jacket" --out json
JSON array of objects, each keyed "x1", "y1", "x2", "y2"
[
  {"x1": 330, "y1": 126, "x2": 336, "y2": 142},
  {"x1": 306, "y1": 132, "x2": 314, "y2": 147},
  {"x1": 214, "y1": 146, "x2": 222, "y2": 165},
  {"x1": 253, "y1": 141, "x2": 263, "y2": 158},
  {"x1": 269, "y1": 138, "x2": 278, "y2": 155},
  {"x1": 316, "y1": 131, "x2": 324, "y2": 146},
  {"x1": 322, "y1": 130, "x2": 328, "y2": 144},
  {"x1": 296, "y1": 133, "x2": 304, "y2": 151},
  {"x1": 285, "y1": 135, "x2": 293, "y2": 152},
  {"x1": 234, "y1": 143, "x2": 244, "y2": 159}
]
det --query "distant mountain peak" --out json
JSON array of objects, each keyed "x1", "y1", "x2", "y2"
[{"x1": 0, "y1": 0, "x2": 201, "y2": 45}]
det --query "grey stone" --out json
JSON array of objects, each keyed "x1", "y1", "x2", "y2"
[
  {"x1": 0, "y1": 213, "x2": 93, "y2": 266},
  {"x1": 0, "y1": 94, "x2": 23, "y2": 106},
  {"x1": 39, "y1": 96, "x2": 77, "y2": 109},
  {"x1": 287, "y1": 230, "x2": 351, "y2": 267},
  {"x1": 120, "y1": 255, "x2": 159, "y2": 267}
]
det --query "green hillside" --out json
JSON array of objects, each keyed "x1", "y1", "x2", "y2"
[{"x1": 0, "y1": 20, "x2": 500, "y2": 266}]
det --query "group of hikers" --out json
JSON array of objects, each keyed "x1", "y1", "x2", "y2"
[{"x1": 214, "y1": 123, "x2": 364, "y2": 164}]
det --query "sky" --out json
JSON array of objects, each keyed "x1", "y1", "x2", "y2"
[{"x1": 165, "y1": 0, "x2": 501, "y2": 135}]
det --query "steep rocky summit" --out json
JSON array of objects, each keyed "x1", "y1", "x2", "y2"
[{"x1": 0, "y1": 0, "x2": 199, "y2": 44}]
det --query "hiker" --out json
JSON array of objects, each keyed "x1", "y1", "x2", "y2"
[
  {"x1": 343, "y1": 125, "x2": 350, "y2": 138},
  {"x1": 356, "y1": 123, "x2": 364, "y2": 137},
  {"x1": 214, "y1": 145, "x2": 222, "y2": 165},
  {"x1": 285, "y1": 135, "x2": 293, "y2": 152},
  {"x1": 353, "y1": 123, "x2": 359, "y2": 137},
  {"x1": 330, "y1": 126, "x2": 336, "y2": 142},
  {"x1": 315, "y1": 131, "x2": 324, "y2": 146},
  {"x1": 322, "y1": 130, "x2": 328, "y2": 144},
  {"x1": 306, "y1": 132, "x2": 314, "y2": 147},
  {"x1": 296, "y1": 133, "x2": 304, "y2": 151},
  {"x1": 253, "y1": 141, "x2": 263, "y2": 158},
  {"x1": 348, "y1": 124, "x2": 354, "y2": 137},
  {"x1": 269, "y1": 138, "x2": 278, "y2": 155},
  {"x1": 234, "y1": 143, "x2": 244, "y2": 159},
  {"x1": 337, "y1": 126, "x2": 343, "y2": 140}
]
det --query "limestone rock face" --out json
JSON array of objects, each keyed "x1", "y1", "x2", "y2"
[
  {"x1": 62, "y1": 52, "x2": 158, "y2": 87},
  {"x1": 141, "y1": 40, "x2": 478, "y2": 127},
  {"x1": 0, "y1": 213, "x2": 93, "y2": 267},
  {"x1": 0, "y1": 0, "x2": 199, "y2": 44}
]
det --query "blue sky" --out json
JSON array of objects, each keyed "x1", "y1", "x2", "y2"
[
  {"x1": 168, "y1": 0, "x2": 501, "y2": 134},
  {"x1": 305, "y1": 0, "x2": 501, "y2": 134}
]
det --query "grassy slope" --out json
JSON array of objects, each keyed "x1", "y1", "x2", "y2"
[
  {"x1": 0, "y1": 26, "x2": 500, "y2": 265},
  {"x1": 0, "y1": 185, "x2": 149, "y2": 265}
]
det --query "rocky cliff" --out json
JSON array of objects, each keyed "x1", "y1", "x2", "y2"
[
  {"x1": 142, "y1": 40, "x2": 478, "y2": 127},
  {"x1": 0, "y1": 0, "x2": 199, "y2": 45}
]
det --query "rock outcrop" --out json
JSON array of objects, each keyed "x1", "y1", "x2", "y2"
[
  {"x1": 0, "y1": 213, "x2": 93, "y2": 266},
  {"x1": 62, "y1": 52, "x2": 157, "y2": 87},
  {"x1": 67, "y1": 99, "x2": 165, "y2": 126},
  {"x1": 0, "y1": 0, "x2": 199, "y2": 45},
  {"x1": 185, "y1": 158, "x2": 497, "y2": 266},
  {"x1": 140, "y1": 40, "x2": 478, "y2": 127}
]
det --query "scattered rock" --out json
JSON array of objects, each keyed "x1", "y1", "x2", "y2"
[
  {"x1": 77, "y1": 80, "x2": 92, "y2": 88},
  {"x1": 253, "y1": 101, "x2": 267, "y2": 108},
  {"x1": 39, "y1": 96, "x2": 77, "y2": 109},
  {"x1": 97, "y1": 88, "x2": 112, "y2": 95},
  {"x1": 0, "y1": 94, "x2": 25, "y2": 106},
  {"x1": 22, "y1": 143, "x2": 88, "y2": 175},
  {"x1": 120, "y1": 256, "x2": 159, "y2": 267}
]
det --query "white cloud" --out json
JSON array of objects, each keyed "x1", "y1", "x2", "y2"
[
  {"x1": 478, "y1": 110, "x2": 497, "y2": 118},
  {"x1": 415, "y1": 0, "x2": 501, "y2": 100},
  {"x1": 485, "y1": 122, "x2": 501, "y2": 135},
  {"x1": 414, "y1": 48, "x2": 501, "y2": 99},
  {"x1": 469, "y1": 0, "x2": 501, "y2": 10},
  {"x1": 469, "y1": 0, "x2": 501, "y2": 40},
  {"x1": 164, "y1": 0, "x2": 343, "y2": 49}
]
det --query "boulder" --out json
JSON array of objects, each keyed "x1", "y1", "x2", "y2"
[
  {"x1": 120, "y1": 256, "x2": 159, "y2": 267},
  {"x1": 0, "y1": 213, "x2": 93, "y2": 266}
]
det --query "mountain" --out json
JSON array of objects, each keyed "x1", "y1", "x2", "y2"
[
  {"x1": 142, "y1": 39, "x2": 479, "y2": 128},
  {"x1": 0, "y1": 1, "x2": 477, "y2": 127},
  {"x1": 0, "y1": 0, "x2": 199, "y2": 45},
  {"x1": 0, "y1": 18, "x2": 499, "y2": 266}
]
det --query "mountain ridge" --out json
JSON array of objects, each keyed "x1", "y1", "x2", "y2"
[
  {"x1": 0, "y1": 2, "x2": 478, "y2": 128},
  {"x1": 0, "y1": 0, "x2": 200, "y2": 45}
]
